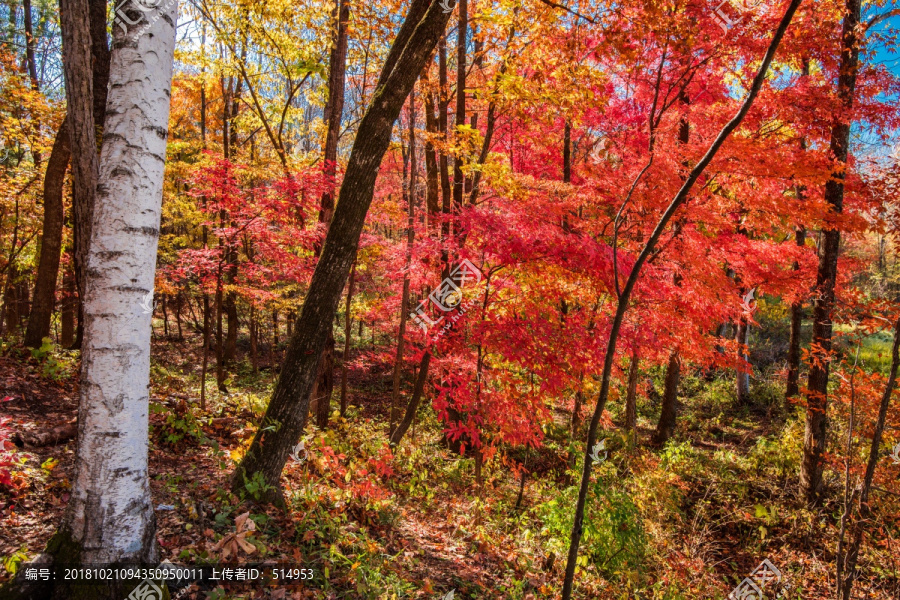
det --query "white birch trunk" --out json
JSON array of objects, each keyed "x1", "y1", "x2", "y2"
[{"x1": 59, "y1": 0, "x2": 178, "y2": 564}]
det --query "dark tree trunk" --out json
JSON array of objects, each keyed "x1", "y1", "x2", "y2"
[
  {"x1": 311, "y1": 0, "x2": 350, "y2": 429},
  {"x1": 200, "y1": 294, "x2": 210, "y2": 410},
  {"x1": 389, "y1": 351, "x2": 431, "y2": 447},
  {"x1": 786, "y1": 230, "x2": 806, "y2": 399},
  {"x1": 624, "y1": 349, "x2": 639, "y2": 434},
  {"x1": 60, "y1": 0, "x2": 98, "y2": 348},
  {"x1": 452, "y1": 0, "x2": 467, "y2": 211},
  {"x1": 652, "y1": 352, "x2": 680, "y2": 446},
  {"x1": 25, "y1": 118, "x2": 70, "y2": 347},
  {"x1": 838, "y1": 316, "x2": 900, "y2": 599},
  {"x1": 231, "y1": 0, "x2": 453, "y2": 503},
  {"x1": 800, "y1": 0, "x2": 859, "y2": 504},
  {"x1": 438, "y1": 37, "x2": 451, "y2": 218},
  {"x1": 423, "y1": 86, "x2": 440, "y2": 217},
  {"x1": 64, "y1": 0, "x2": 109, "y2": 349},
  {"x1": 390, "y1": 93, "x2": 417, "y2": 435}
]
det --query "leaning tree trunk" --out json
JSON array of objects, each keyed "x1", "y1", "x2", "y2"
[
  {"x1": 231, "y1": 0, "x2": 453, "y2": 504},
  {"x1": 389, "y1": 351, "x2": 431, "y2": 446},
  {"x1": 838, "y1": 315, "x2": 900, "y2": 599},
  {"x1": 800, "y1": 0, "x2": 860, "y2": 504},
  {"x1": 44, "y1": 0, "x2": 178, "y2": 593},
  {"x1": 25, "y1": 118, "x2": 71, "y2": 348},
  {"x1": 560, "y1": 4, "x2": 802, "y2": 596}
]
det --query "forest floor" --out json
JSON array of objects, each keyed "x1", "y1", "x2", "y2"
[{"x1": 1, "y1": 334, "x2": 899, "y2": 599}]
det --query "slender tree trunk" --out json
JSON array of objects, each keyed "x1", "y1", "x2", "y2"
[
  {"x1": 25, "y1": 118, "x2": 70, "y2": 347},
  {"x1": 250, "y1": 304, "x2": 258, "y2": 372},
  {"x1": 423, "y1": 83, "x2": 440, "y2": 217},
  {"x1": 625, "y1": 349, "x2": 639, "y2": 434},
  {"x1": 44, "y1": 0, "x2": 178, "y2": 592},
  {"x1": 800, "y1": 0, "x2": 860, "y2": 504},
  {"x1": 452, "y1": 0, "x2": 467, "y2": 211},
  {"x1": 311, "y1": 0, "x2": 350, "y2": 429},
  {"x1": 560, "y1": 6, "x2": 801, "y2": 595},
  {"x1": 786, "y1": 230, "x2": 806, "y2": 399},
  {"x1": 175, "y1": 292, "x2": 183, "y2": 340},
  {"x1": 390, "y1": 351, "x2": 431, "y2": 446},
  {"x1": 438, "y1": 36, "x2": 451, "y2": 221},
  {"x1": 215, "y1": 259, "x2": 226, "y2": 392},
  {"x1": 231, "y1": 0, "x2": 453, "y2": 503},
  {"x1": 200, "y1": 294, "x2": 210, "y2": 410},
  {"x1": 736, "y1": 317, "x2": 751, "y2": 403},
  {"x1": 838, "y1": 316, "x2": 900, "y2": 599},
  {"x1": 340, "y1": 260, "x2": 356, "y2": 416},
  {"x1": 390, "y1": 92, "x2": 417, "y2": 436},
  {"x1": 60, "y1": 264, "x2": 75, "y2": 347}
]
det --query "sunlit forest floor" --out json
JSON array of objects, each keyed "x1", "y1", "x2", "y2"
[{"x1": 1, "y1": 328, "x2": 899, "y2": 599}]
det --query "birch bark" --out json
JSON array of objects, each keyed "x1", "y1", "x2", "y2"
[{"x1": 50, "y1": 0, "x2": 179, "y2": 570}]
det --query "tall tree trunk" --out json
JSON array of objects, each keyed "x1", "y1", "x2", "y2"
[
  {"x1": 438, "y1": 36, "x2": 451, "y2": 223},
  {"x1": 560, "y1": 5, "x2": 801, "y2": 594},
  {"x1": 786, "y1": 230, "x2": 806, "y2": 398},
  {"x1": 45, "y1": 0, "x2": 178, "y2": 591},
  {"x1": 837, "y1": 316, "x2": 900, "y2": 599},
  {"x1": 785, "y1": 61, "x2": 810, "y2": 402},
  {"x1": 311, "y1": 0, "x2": 350, "y2": 429},
  {"x1": 66, "y1": 0, "x2": 110, "y2": 350},
  {"x1": 650, "y1": 93, "x2": 691, "y2": 445},
  {"x1": 800, "y1": 0, "x2": 860, "y2": 504},
  {"x1": 452, "y1": 0, "x2": 467, "y2": 211},
  {"x1": 25, "y1": 118, "x2": 70, "y2": 347},
  {"x1": 231, "y1": 0, "x2": 453, "y2": 504},
  {"x1": 21, "y1": 0, "x2": 38, "y2": 91},
  {"x1": 390, "y1": 92, "x2": 417, "y2": 437},
  {"x1": 60, "y1": 0, "x2": 98, "y2": 352},
  {"x1": 736, "y1": 317, "x2": 751, "y2": 403},
  {"x1": 200, "y1": 294, "x2": 210, "y2": 410},
  {"x1": 423, "y1": 85, "x2": 440, "y2": 217}
]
